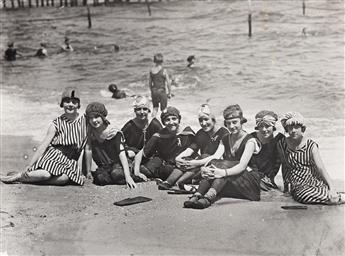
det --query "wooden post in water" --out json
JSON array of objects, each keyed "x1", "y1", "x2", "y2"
[
  {"x1": 64, "y1": 0, "x2": 68, "y2": 6},
  {"x1": 302, "y1": 0, "x2": 306, "y2": 15},
  {"x1": 46, "y1": 0, "x2": 50, "y2": 6},
  {"x1": 82, "y1": 0, "x2": 87, "y2": 5},
  {"x1": 248, "y1": 0, "x2": 252, "y2": 37},
  {"x1": 17, "y1": 0, "x2": 21, "y2": 7},
  {"x1": 41, "y1": 0, "x2": 44, "y2": 6},
  {"x1": 87, "y1": 6, "x2": 92, "y2": 28},
  {"x1": 10, "y1": 0, "x2": 14, "y2": 8},
  {"x1": 36, "y1": 0, "x2": 39, "y2": 7},
  {"x1": 51, "y1": 0, "x2": 54, "y2": 6},
  {"x1": 28, "y1": 0, "x2": 32, "y2": 7},
  {"x1": 145, "y1": 0, "x2": 151, "y2": 16}
]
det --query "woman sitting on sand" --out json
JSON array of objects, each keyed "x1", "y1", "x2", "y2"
[
  {"x1": 84, "y1": 102, "x2": 137, "y2": 189},
  {"x1": 133, "y1": 106, "x2": 195, "y2": 182},
  {"x1": 121, "y1": 96, "x2": 163, "y2": 181},
  {"x1": 250, "y1": 110, "x2": 284, "y2": 191},
  {"x1": 277, "y1": 112, "x2": 345, "y2": 204},
  {"x1": 157, "y1": 104, "x2": 229, "y2": 190},
  {"x1": 184, "y1": 104, "x2": 261, "y2": 209},
  {"x1": 1, "y1": 87, "x2": 88, "y2": 185}
]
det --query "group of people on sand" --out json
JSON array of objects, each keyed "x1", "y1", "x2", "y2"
[{"x1": 1, "y1": 79, "x2": 344, "y2": 209}]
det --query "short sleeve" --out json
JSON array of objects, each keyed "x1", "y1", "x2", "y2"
[{"x1": 247, "y1": 138, "x2": 261, "y2": 155}]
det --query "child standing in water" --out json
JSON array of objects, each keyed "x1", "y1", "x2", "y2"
[{"x1": 149, "y1": 53, "x2": 172, "y2": 118}]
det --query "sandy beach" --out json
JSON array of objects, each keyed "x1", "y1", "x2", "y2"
[{"x1": 1, "y1": 134, "x2": 344, "y2": 255}]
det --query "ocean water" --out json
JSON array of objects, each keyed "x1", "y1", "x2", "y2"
[{"x1": 1, "y1": 0, "x2": 344, "y2": 141}]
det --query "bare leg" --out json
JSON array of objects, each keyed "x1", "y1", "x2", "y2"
[
  {"x1": 20, "y1": 169, "x2": 52, "y2": 183},
  {"x1": 1, "y1": 169, "x2": 52, "y2": 184},
  {"x1": 165, "y1": 169, "x2": 184, "y2": 186},
  {"x1": 176, "y1": 171, "x2": 196, "y2": 187},
  {"x1": 43, "y1": 174, "x2": 70, "y2": 186}
]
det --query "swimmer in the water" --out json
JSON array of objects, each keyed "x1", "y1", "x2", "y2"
[
  {"x1": 4, "y1": 42, "x2": 22, "y2": 61},
  {"x1": 60, "y1": 37, "x2": 73, "y2": 52},
  {"x1": 35, "y1": 43, "x2": 48, "y2": 58},
  {"x1": 108, "y1": 84, "x2": 127, "y2": 99},
  {"x1": 113, "y1": 44, "x2": 120, "y2": 53},
  {"x1": 187, "y1": 55, "x2": 196, "y2": 68}
]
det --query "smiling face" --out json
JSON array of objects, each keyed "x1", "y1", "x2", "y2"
[
  {"x1": 224, "y1": 117, "x2": 242, "y2": 134},
  {"x1": 134, "y1": 107, "x2": 149, "y2": 121},
  {"x1": 199, "y1": 116, "x2": 215, "y2": 133},
  {"x1": 88, "y1": 114, "x2": 104, "y2": 129},
  {"x1": 257, "y1": 123, "x2": 274, "y2": 140},
  {"x1": 62, "y1": 97, "x2": 79, "y2": 115},
  {"x1": 286, "y1": 124, "x2": 304, "y2": 140},
  {"x1": 163, "y1": 115, "x2": 180, "y2": 133}
]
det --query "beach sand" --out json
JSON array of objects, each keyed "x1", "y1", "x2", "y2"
[{"x1": 1, "y1": 135, "x2": 344, "y2": 255}]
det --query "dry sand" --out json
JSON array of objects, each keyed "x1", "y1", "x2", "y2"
[{"x1": 1, "y1": 135, "x2": 344, "y2": 256}]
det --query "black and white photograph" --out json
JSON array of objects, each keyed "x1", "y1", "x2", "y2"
[{"x1": 1, "y1": 0, "x2": 344, "y2": 255}]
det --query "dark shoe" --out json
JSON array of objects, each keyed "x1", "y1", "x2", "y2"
[
  {"x1": 177, "y1": 182, "x2": 185, "y2": 190},
  {"x1": 158, "y1": 181, "x2": 172, "y2": 190},
  {"x1": 192, "y1": 197, "x2": 212, "y2": 209},
  {"x1": 183, "y1": 194, "x2": 201, "y2": 208}
]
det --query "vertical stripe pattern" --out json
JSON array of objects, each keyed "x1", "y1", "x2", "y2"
[
  {"x1": 278, "y1": 137, "x2": 330, "y2": 204},
  {"x1": 28, "y1": 114, "x2": 87, "y2": 185}
]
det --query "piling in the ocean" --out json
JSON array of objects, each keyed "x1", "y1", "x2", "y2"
[
  {"x1": 87, "y1": 6, "x2": 92, "y2": 28},
  {"x1": 302, "y1": 0, "x2": 306, "y2": 15},
  {"x1": 248, "y1": 0, "x2": 252, "y2": 37}
]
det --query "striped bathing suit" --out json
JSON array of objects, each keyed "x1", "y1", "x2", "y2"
[
  {"x1": 278, "y1": 137, "x2": 330, "y2": 204},
  {"x1": 28, "y1": 114, "x2": 87, "y2": 185}
]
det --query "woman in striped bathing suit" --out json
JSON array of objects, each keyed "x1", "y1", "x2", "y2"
[
  {"x1": 278, "y1": 112, "x2": 345, "y2": 204},
  {"x1": 1, "y1": 87, "x2": 88, "y2": 186}
]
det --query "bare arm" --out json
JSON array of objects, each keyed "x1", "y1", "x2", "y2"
[
  {"x1": 82, "y1": 141, "x2": 93, "y2": 178},
  {"x1": 148, "y1": 72, "x2": 153, "y2": 89},
  {"x1": 119, "y1": 144, "x2": 136, "y2": 189},
  {"x1": 311, "y1": 145, "x2": 335, "y2": 190},
  {"x1": 133, "y1": 149, "x2": 144, "y2": 175},
  {"x1": 27, "y1": 123, "x2": 56, "y2": 168},
  {"x1": 175, "y1": 148, "x2": 194, "y2": 163},
  {"x1": 133, "y1": 149, "x2": 148, "y2": 181},
  {"x1": 202, "y1": 140, "x2": 255, "y2": 179},
  {"x1": 164, "y1": 69, "x2": 172, "y2": 96},
  {"x1": 200, "y1": 142, "x2": 225, "y2": 166}
]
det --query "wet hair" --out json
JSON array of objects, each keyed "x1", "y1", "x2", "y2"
[
  {"x1": 64, "y1": 37, "x2": 70, "y2": 43},
  {"x1": 40, "y1": 43, "x2": 46, "y2": 48},
  {"x1": 8, "y1": 42, "x2": 14, "y2": 47},
  {"x1": 187, "y1": 55, "x2": 195, "y2": 63},
  {"x1": 108, "y1": 84, "x2": 118, "y2": 93},
  {"x1": 154, "y1": 53, "x2": 163, "y2": 64},
  {"x1": 113, "y1": 44, "x2": 120, "y2": 52}
]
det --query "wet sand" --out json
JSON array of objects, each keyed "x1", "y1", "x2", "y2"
[{"x1": 1, "y1": 135, "x2": 344, "y2": 255}]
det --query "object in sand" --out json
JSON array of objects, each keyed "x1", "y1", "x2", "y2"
[{"x1": 114, "y1": 196, "x2": 152, "y2": 206}]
